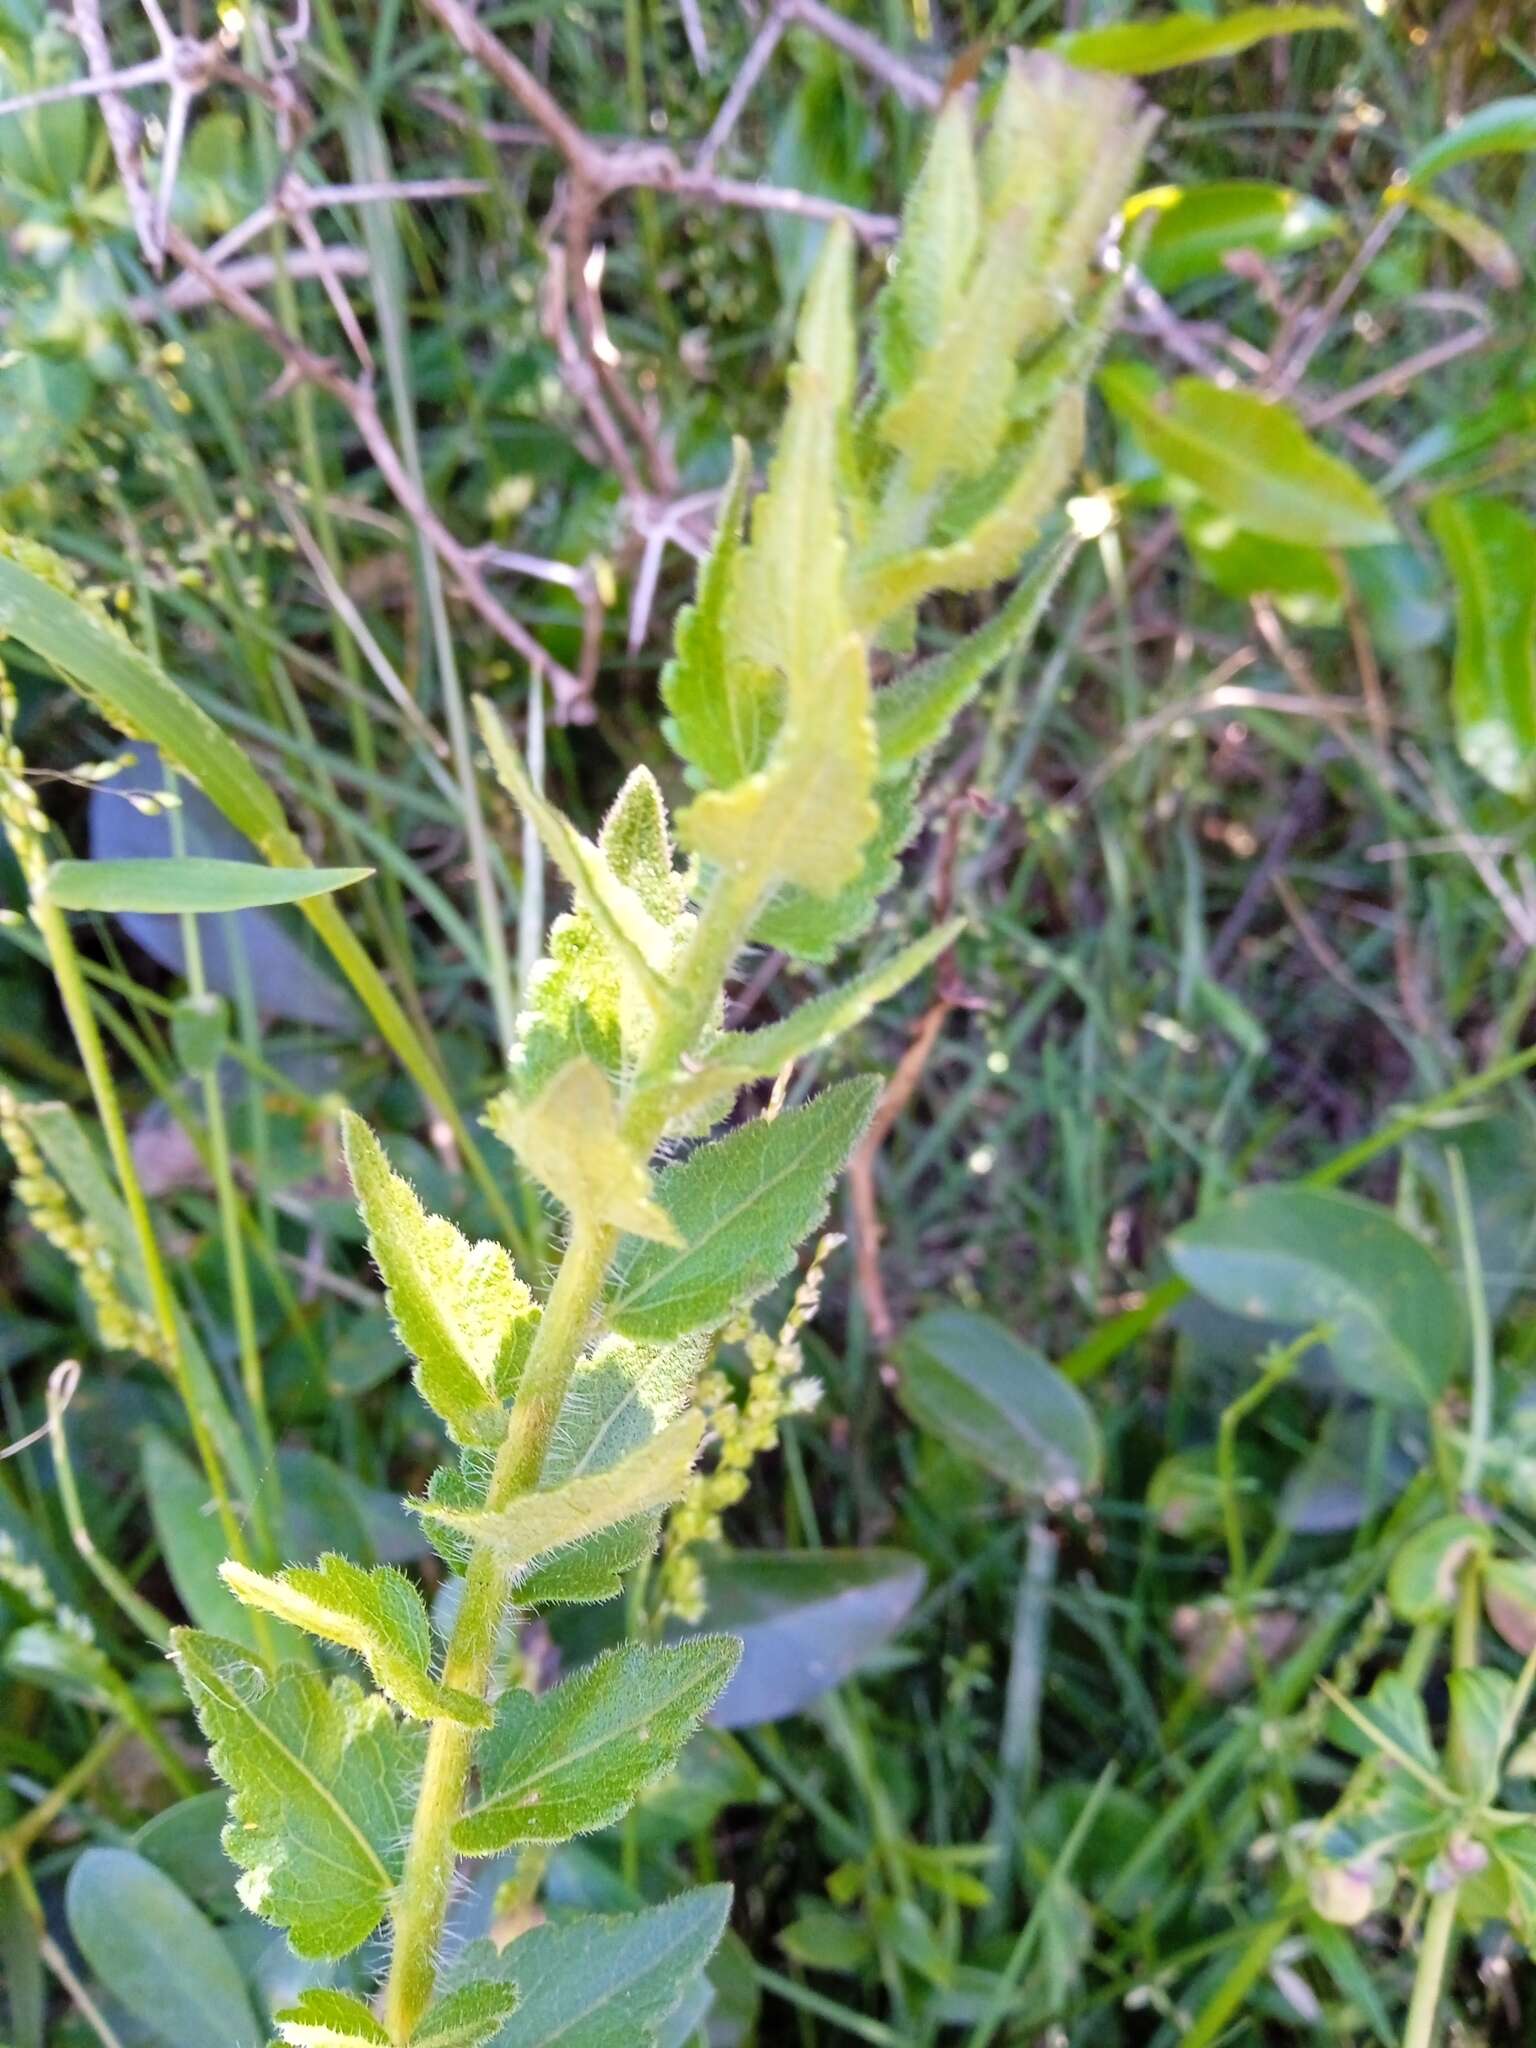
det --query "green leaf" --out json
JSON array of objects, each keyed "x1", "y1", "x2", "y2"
[
  {"x1": 1484, "y1": 1559, "x2": 1536, "y2": 1656},
  {"x1": 140, "y1": 1428, "x2": 264, "y2": 1650},
  {"x1": 1428, "y1": 494, "x2": 1536, "y2": 800},
  {"x1": 487, "y1": 1057, "x2": 681, "y2": 1245},
  {"x1": 413, "y1": 1984, "x2": 522, "y2": 2048},
  {"x1": 674, "y1": 1550, "x2": 926, "y2": 1728},
  {"x1": 674, "y1": 922, "x2": 962, "y2": 1114},
  {"x1": 898, "y1": 1309, "x2": 1102, "y2": 1501},
  {"x1": 598, "y1": 768, "x2": 689, "y2": 927},
  {"x1": 1339, "y1": 1671, "x2": 1441, "y2": 1779},
  {"x1": 447, "y1": 1887, "x2": 732, "y2": 2048},
  {"x1": 172, "y1": 1628, "x2": 423, "y2": 1958},
  {"x1": 1053, "y1": 5, "x2": 1353, "y2": 74},
  {"x1": 1133, "y1": 180, "x2": 1340, "y2": 292},
  {"x1": 1493, "y1": 1830, "x2": 1536, "y2": 1943},
  {"x1": 1448, "y1": 1667, "x2": 1513, "y2": 1802},
  {"x1": 1387, "y1": 1516, "x2": 1494, "y2": 1623},
  {"x1": 1394, "y1": 187, "x2": 1520, "y2": 288},
  {"x1": 455, "y1": 1639, "x2": 740, "y2": 1853},
  {"x1": 419, "y1": 1411, "x2": 704, "y2": 1578},
  {"x1": 873, "y1": 532, "x2": 1080, "y2": 766},
  {"x1": 1167, "y1": 1184, "x2": 1462, "y2": 1405},
  {"x1": 1405, "y1": 95, "x2": 1536, "y2": 185},
  {"x1": 274, "y1": 1990, "x2": 388, "y2": 2048},
  {"x1": 609, "y1": 1079, "x2": 879, "y2": 1341},
  {"x1": 219, "y1": 1555, "x2": 491, "y2": 1725},
  {"x1": 662, "y1": 440, "x2": 775, "y2": 792},
  {"x1": 44, "y1": 856, "x2": 372, "y2": 913},
  {"x1": 1103, "y1": 370, "x2": 1394, "y2": 548},
  {"x1": 874, "y1": 95, "x2": 979, "y2": 397},
  {"x1": 64, "y1": 1847, "x2": 262, "y2": 2048},
  {"x1": 342, "y1": 1111, "x2": 536, "y2": 1444}
]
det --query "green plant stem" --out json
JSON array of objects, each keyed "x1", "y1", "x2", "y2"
[
  {"x1": 1403, "y1": 1886, "x2": 1458, "y2": 2048},
  {"x1": 1447, "y1": 1147, "x2": 1492, "y2": 1500},
  {"x1": 29, "y1": 889, "x2": 265, "y2": 1625},
  {"x1": 0, "y1": 1721, "x2": 130, "y2": 1865},
  {"x1": 1217, "y1": 1327, "x2": 1319, "y2": 1591},
  {"x1": 1175, "y1": 1912, "x2": 1292, "y2": 2048},
  {"x1": 46, "y1": 1364, "x2": 173, "y2": 1647},
  {"x1": 983, "y1": 1514, "x2": 1058, "y2": 1930},
  {"x1": 381, "y1": 1221, "x2": 613, "y2": 2042}
]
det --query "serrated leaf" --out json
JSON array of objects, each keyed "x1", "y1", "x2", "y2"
[
  {"x1": 898, "y1": 1309, "x2": 1102, "y2": 1501},
  {"x1": 1428, "y1": 494, "x2": 1536, "y2": 800},
  {"x1": 419, "y1": 1411, "x2": 704, "y2": 1577},
  {"x1": 412, "y1": 1983, "x2": 522, "y2": 2048},
  {"x1": 795, "y1": 217, "x2": 856, "y2": 409},
  {"x1": 1101, "y1": 370, "x2": 1395, "y2": 549},
  {"x1": 487, "y1": 1058, "x2": 681, "y2": 1244},
  {"x1": 874, "y1": 96, "x2": 979, "y2": 396},
  {"x1": 1404, "y1": 95, "x2": 1536, "y2": 186},
  {"x1": 44, "y1": 856, "x2": 372, "y2": 913},
  {"x1": 171, "y1": 1629, "x2": 423, "y2": 1958},
  {"x1": 274, "y1": 1990, "x2": 388, "y2": 2047},
  {"x1": 662, "y1": 440, "x2": 777, "y2": 792},
  {"x1": 874, "y1": 532, "x2": 1079, "y2": 765},
  {"x1": 609, "y1": 1079, "x2": 879, "y2": 1341},
  {"x1": 1053, "y1": 5, "x2": 1352, "y2": 74},
  {"x1": 1168, "y1": 1184, "x2": 1461, "y2": 1406},
  {"x1": 597, "y1": 768, "x2": 689, "y2": 926},
  {"x1": 342, "y1": 1112, "x2": 536, "y2": 1443},
  {"x1": 446, "y1": 1887, "x2": 731, "y2": 2048},
  {"x1": 477, "y1": 700, "x2": 679, "y2": 1031},
  {"x1": 753, "y1": 772, "x2": 918, "y2": 964},
  {"x1": 219, "y1": 1555, "x2": 490, "y2": 1725},
  {"x1": 854, "y1": 396, "x2": 1086, "y2": 623},
  {"x1": 455, "y1": 1638, "x2": 740, "y2": 1852},
  {"x1": 671, "y1": 922, "x2": 962, "y2": 1116}
]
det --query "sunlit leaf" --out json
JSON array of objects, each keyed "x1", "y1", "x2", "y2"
[
  {"x1": 1054, "y1": 5, "x2": 1352, "y2": 74},
  {"x1": 44, "y1": 857, "x2": 372, "y2": 913}
]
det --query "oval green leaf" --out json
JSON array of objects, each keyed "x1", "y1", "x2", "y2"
[
  {"x1": 1428, "y1": 493, "x2": 1536, "y2": 800},
  {"x1": 1168, "y1": 1185, "x2": 1463, "y2": 1406},
  {"x1": 898, "y1": 1309, "x2": 1102, "y2": 1501},
  {"x1": 1054, "y1": 5, "x2": 1352, "y2": 75},
  {"x1": 46, "y1": 856, "x2": 372, "y2": 913},
  {"x1": 1405, "y1": 95, "x2": 1536, "y2": 186},
  {"x1": 673, "y1": 1550, "x2": 926, "y2": 1728},
  {"x1": 1135, "y1": 181, "x2": 1340, "y2": 292},
  {"x1": 1101, "y1": 369, "x2": 1396, "y2": 548},
  {"x1": 65, "y1": 1847, "x2": 262, "y2": 2048}
]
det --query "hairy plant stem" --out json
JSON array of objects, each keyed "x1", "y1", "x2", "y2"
[{"x1": 382, "y1": 867, "x2": 760, "y2": 2038}]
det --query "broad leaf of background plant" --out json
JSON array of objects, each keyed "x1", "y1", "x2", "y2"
[
  {"x1": 1168, "y1": 1185, "x2": 1462, "y2": 1405},
  {"x1": 172, "y1": 1630, "x2": 423, "y2": 1958},
  {"x1": 608, "y1": 1078, "x2": 879, "y2": 1340},
  {"x1": 1428, "y1": 494, "x2": 1536, "y2": 800},
  {"x1": 1403, "y1": 95, "x2": 1536, "y2": 185},
  {"x1": 1100, "y1": 368, "x2": 1394, "y2": 547},
  {"x1": 1053, "y1": 5, "x2": 1352, "y2": 74},
  {"x1": 455, "y1": 1639, "x2": 740, "y2": 1851},
  {"x1": 1132, "y1": 180, "x2": 1339, "y2": 292},
  {"x1": 446, "y1": 1887, "x2": 732, "y2": 2047}
]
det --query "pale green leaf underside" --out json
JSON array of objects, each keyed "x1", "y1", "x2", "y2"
[
  {"x1": 45, "y1": 857, "x2": 372, "y2": 914},
  {"x1": 456, "y1": 1638, "x2": 740, "y2": 1852},
  {"x1": 172, "y1": 1629, "x2": 422, "y2": 1960},
  {"x1": 445, "y1": 1887, "x2": 732, "y2": 2047},
  {"x1": 274, "y1": 1989, "x2": 388, "y2": 2047},
  {"x1": 220, "y1": 1556, "x2": 490, "y2": 1726},
  {"x1": 609, "y1": 1078, "x2": 880, "y2": 1341}
]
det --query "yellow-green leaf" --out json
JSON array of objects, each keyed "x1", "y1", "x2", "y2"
[
  {"x1": 1131, "y1": 180, "x2": 1340, "y2": 292},
  {"x1": 1054, "y1": 5, "x2": 1353, "y2": 75},
  {"x1": 342, "y1": 1112, "x2": 536, "y2": 1443},
  {"x1": 1404, "y1": 95, "x2": 1536, "y2": 186},
  {"x1": 219, "y1": 1556, "x2": 490, "y2": 1726},
  {"x1": 1429, "y1": 494, "x2": 1536, "y2": 800},
  {"x1": 486, "y1": 1057, "x2": 681, "y2": 1244}
]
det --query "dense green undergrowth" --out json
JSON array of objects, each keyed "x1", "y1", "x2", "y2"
[{"x1": 1, "y1": 2, "x2": 1536, "y2": 2044}]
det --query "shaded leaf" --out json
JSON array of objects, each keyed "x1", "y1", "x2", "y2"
[
  {"x1": 609, "y1": 1079, "x2": 879, "y2": 1341},
  {"x1": 1168, "y1": 1185, "x2": 1461, "y2": 1405},
  {"x1": 1428, "y1": 494, "x2": 1536, "y2": 800},
  {"x1": 64, "y1": 1848, "x2": 261, "y2": 2048},
  {"x1": 898, "y1": 1309, "x2": 1102, "y2": 1500},
  {"x1": 1405, "y1": 96, "x2": 1536, "y2": 185},
  {"x1": 455, "y1": 1639, "x2": 740, "y2": 1852},
  {"x1": 674, "y1": 1549, "x2": 926, "y2": 1728},
  {"x1": 219, "y1": 1554, "x2": 490, "y2": 1725}
]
